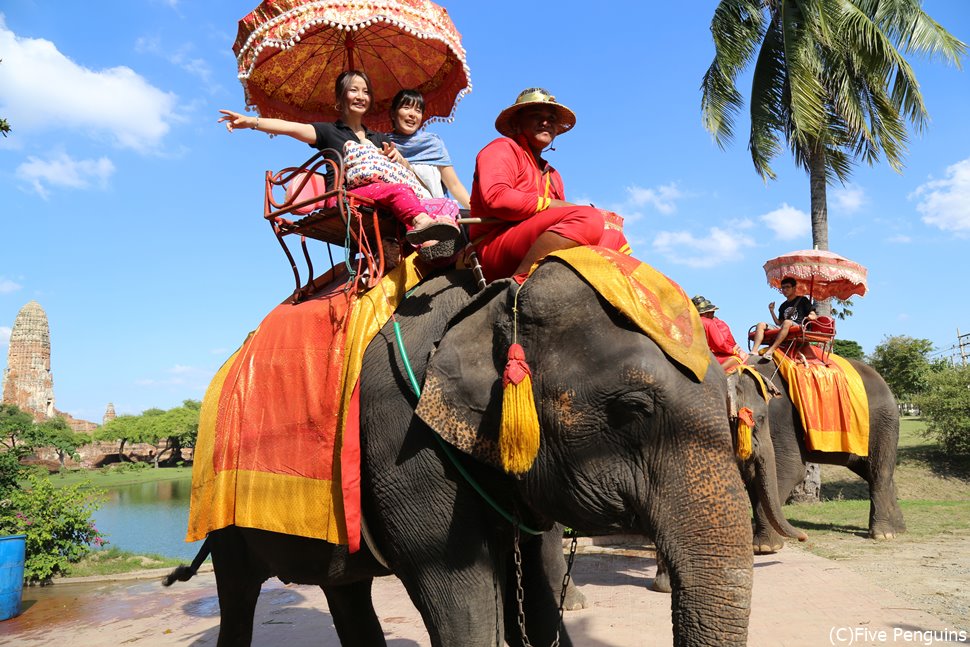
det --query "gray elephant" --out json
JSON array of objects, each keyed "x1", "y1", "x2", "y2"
[
  {"x1": 169, "y1": 258, "x2": 764, "y2": 646},
  {"x1": 742, "y1": 355, "x2": 906, "y2": 552},
  {"x1": 651, "y1": 365, "x2": 807, "y2": 593}
]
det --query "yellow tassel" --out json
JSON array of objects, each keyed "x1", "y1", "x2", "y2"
[
  {"x1": 499, "y1": 343, "x2": 541, "y2": 474},
  {"x1": 736, "y1": 407, "x2": 754, "y2": 460}
]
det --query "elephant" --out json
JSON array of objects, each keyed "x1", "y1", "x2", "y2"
[
  {"x1": 650, "y1": 365, "x2": 808, "y2": 593},
  {"x1": 742, "y1": 355, "x2": 906, "y2": 552},
  {"x1": 168, "y1": 257, "x2": 765, "y2": 646}
]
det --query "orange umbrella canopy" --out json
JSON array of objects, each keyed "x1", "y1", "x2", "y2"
[
  {"x1": 763, "y1": 249, "x2": 868, "y2": 301},
  {"x1": 233, "y1": 0, "x2": 471, "y2": 133}
]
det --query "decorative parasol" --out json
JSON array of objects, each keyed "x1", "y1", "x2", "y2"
[
  {"x1": 763, "y1": 249, "x2": 868, "y2": 301},
  {"x1": 233, "y1": 0, "x2": 471, "y2": 133}
]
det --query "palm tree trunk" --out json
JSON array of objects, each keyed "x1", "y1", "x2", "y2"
[{"x1": 792, "y1": 144, "x2": 828, "y2": 503}]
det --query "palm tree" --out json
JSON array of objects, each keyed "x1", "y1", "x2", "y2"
[
  {"x1": 703, "y1": 0, "x2": 965, "y2": 301},
  {"x1": 703, "y1": 1, "x2": 964, "y2": 500}
]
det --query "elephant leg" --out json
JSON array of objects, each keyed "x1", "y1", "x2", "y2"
[
  {"x1": 846, "y1": 456, "x2": 906, "y2": 539},
  {"x1": 394, "y1": 550, "x2": 505, "y2": 647},
  {"x1": 650, "y1": 549, "x2": 671, "y2": 593},
  {"x1": 503, "y1": 529, "x2": 576, "y2": 647},
  {"x1": 210, "y1": 529, "x2": 264, "y2": 647},
  {"x1": 752, "y1": 454, "x2": 805, "y2": 553},
  {"x1": 539, "y1": 524, "x2": 586, "y2": 611},
  {"x1": 322, "y1": 579, "x2": 386, "y2": 646}
]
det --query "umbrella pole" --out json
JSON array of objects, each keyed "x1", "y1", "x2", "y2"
[{"x1": 345, "y1": 34, "x2": 355, "y2": 70}]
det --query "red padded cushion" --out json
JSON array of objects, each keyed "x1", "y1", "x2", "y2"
[
  {"x1": 285, "y1": 172, "x2": 330, "y2": 215},
  {"x1": 806, "y1": 316, "x2": 836, "y2": 336}
]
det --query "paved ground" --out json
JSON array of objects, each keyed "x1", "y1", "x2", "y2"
[{"x1": 1, "y1": 542, "x2": 966, "y2": 646}]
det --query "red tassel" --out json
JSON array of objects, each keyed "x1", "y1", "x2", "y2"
[{"x1": 503, "y1": 343, "x2": 532, "y2": 386}]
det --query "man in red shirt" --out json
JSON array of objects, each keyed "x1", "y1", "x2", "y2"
[
  {"x1": 692, "y1": 296, "x2": 748, "y2": 371},
  {"x1": 469, "y1": 88, "x2": 630, "y2": 282}
]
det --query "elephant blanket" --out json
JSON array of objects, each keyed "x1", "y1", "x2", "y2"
[
  {"x1": 186, "y1": 256, "x2": 429, "y2": 552},
  {"x1": 772, "y1": 349, "x2": 870, "y2": 455},
  {"x1": 545, "y1": 246, "x2": 710, "y2": 382}
]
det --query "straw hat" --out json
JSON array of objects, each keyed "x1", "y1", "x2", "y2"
[
  {"x1": 691, "y1": 295, "x2": 718, "y2": 314},
  {"x1": 494, "y1": 88, "x2": 576, "y2": 138}
]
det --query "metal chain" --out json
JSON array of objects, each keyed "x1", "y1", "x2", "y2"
[{"x1": 513, "y1": 525, "x2": 578, "y2": 647}]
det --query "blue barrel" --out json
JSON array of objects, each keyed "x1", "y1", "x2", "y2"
[{"x1": 0, "y1": 534, "x2": 26, "y2": 621}]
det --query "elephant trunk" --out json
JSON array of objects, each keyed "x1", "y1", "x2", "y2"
[
  {"x1": 752, "y1": 428, "x2": 808, "y2": 542},
  {"x1": 652, "y1": 437, "x2": 754, "y2": 646}
]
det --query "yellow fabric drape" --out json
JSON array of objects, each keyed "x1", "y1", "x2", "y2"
[{"x1": 773, "y1": 351, "x2": 870, "y2": 456}]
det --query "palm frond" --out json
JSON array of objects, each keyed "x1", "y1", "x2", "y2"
[
  {"x1": 702, "y1": 0, "x2": 767, "y2": 146},
  {"x1": 748, "y1": 13, "x2": 789, "y2": 180},
  {"x1": 780, "y1": 1, "x2": 829, "y2": 143},
  {"x1": 873, "y1": 0, "x2": 967, "y2": 65}
]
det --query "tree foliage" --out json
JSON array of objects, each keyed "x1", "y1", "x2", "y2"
[
  {"x1": 868, "y1": 335, "x2": 933, "y2": 399},
  {"x1": 0, "y1": 475, "x2": 106, "y2": 583},
  {"x1": 832, "y1": 338, "x2": 864, "y2": 359},
  {"x1": 0, "y1": 403, "x2": 36, "y2": 450},
  {"x1": 95, "y1": 401, "x2": 200, "y2": 466},
  {"x1": 916, "y1": 364, "x2": 970, "y2": 455}
]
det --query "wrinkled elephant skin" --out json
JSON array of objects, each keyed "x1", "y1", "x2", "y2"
[{"x1": 177, "y1": 264, "x2": 755, "y2": 647}]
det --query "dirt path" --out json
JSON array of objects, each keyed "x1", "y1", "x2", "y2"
[{"x1": 1, "y1": 538, "x2": 967, "y2": 646}]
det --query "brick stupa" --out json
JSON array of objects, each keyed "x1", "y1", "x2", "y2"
[{"x1": 2, "y1": 300, "x2": 98, "y2": 431}]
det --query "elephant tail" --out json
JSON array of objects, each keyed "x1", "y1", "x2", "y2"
[{"x1": 162, "y1": 536, "x2": 211, "y2": 587}]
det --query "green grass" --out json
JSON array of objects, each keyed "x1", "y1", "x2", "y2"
[
  {"x1": 62, "y1": 547, "x2": 186, "y2": 578},
  {"x1": 784, "y1": 416, "x2": 970, "y2": 558},
  {"x1": 44, "y1": 465, "x2": 193, "y2": 489}
]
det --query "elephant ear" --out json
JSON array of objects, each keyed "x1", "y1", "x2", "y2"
[{"x1": 414, "y1": 279, "x2": 515, "y2": 470}]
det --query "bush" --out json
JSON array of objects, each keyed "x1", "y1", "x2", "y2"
[
  {"x1": 0, "y1": 474, "x2": 107, "y2": 583},
  {"x1": 916, "y1": 365, "x2": 970, "y2": 455}
]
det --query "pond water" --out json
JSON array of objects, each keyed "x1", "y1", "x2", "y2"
[{"x1": 91, "y1": 476, "x2": 202, "y2": 561}]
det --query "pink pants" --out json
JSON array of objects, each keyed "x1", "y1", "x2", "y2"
[
  {"x1": 476, "y1": 205, "x2": 609, "y2": 282},
  {"x1": 329, "y1": 182, "x2": 424, "y2": 227}
]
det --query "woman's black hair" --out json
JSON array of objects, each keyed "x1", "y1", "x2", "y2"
[
  {"x1": 390, "y1": 89, "x2": 425, "y2": 115},
  {"x1": 334, "y1": 70, "x2": 373, "y2": 112}
]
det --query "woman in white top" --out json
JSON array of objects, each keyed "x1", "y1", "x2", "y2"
[{"x1": 387, "y1": 90, "x2": 471, "y2": 209}]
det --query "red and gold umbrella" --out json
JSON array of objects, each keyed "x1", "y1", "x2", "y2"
[
  {"x1": 233, "y1": 0, "x2": 471, "y2": 133},
  {"x1": 763, "y1": 249, "x2": 868, "y2": 301}
]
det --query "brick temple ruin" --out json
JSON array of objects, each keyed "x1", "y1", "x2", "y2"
[{"x1": 0, "y1": 301, "x2": 171, "y2": 467}]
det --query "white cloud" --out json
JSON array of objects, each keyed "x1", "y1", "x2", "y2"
[
  {"x1": 652, "y1": 227, "x2": 756, "y2": 268},
  {"x1": 16, "y1": 153, "x2": 115, "y2": 198},
  {"x1": 0, "y1": 16, "x2": 179, "y2": 152},
  {"x1": 0, "y1": 277, "x2": 21, "y2": 294},
  {"x1": 135, "y1": 36, "x2": 212, "y2": 84},
  {"x1": 0, "y1": 326, "x2": 10, "y2": 347},
  {"x1": 625, "y1": 183, "x2": 684, "y2": 215},
  {"x1": 912, "y1": 158, "x2": 970, "y2": 236},
  {"x1": 759, "y1": 203, "x2": 810, "y2": 240},
  {"x1": 136, "y1": 364, "x2": 211, "y2": 389},
  {"x1": 887, "y1": 234, "x2": 911, "y2": 244},
  {"x1": 832, "y1": 184, "x2": 866, "y2": 214}
]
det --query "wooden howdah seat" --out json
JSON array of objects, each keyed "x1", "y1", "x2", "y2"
[
  {"x1": 265, "y1": 149, "x2": 488, "y2": 303},
  {"x1": 264, "y1": 149, "x2": 401, "y2": 302},
  {"x1": 748, "y1": 315, "x2": 838, "y2": 360}
]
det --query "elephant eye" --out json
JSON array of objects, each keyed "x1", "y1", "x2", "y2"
[{"x1": 606, "y1": 391, "x2": 655, "y2": 428}]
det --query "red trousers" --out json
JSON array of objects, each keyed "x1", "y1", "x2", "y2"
[{"x1": 476, "y1": 206, "x2": 625, "y2": 282}]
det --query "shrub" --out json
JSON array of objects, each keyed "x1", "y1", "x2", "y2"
[
  {"x1": 0, "y1": 474, "x2": 107, "y2": 583},
  {"x1": 916, "y1": 365, "x2": 970, "y2": 455}
]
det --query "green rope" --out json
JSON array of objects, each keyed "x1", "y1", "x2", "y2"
[{"x1": 391, "y1": 319, "x2": 541, "y2": 536}]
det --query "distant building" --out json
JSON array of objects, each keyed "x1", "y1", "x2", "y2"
[{"x1": 2, "y1": 300, "x2": 99, "y2": 432}]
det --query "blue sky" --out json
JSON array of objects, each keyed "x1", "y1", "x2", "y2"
[{"x1": 2, "y1": 1, "x2": 968, "y2": 423}]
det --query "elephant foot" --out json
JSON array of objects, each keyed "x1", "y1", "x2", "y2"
[
  {"x1": 753, "y1": 532, "x2": 784, "y2": 554},
  {"x1": 753, "y1": 542, "x2": 783, "y2": 555},
  {"x1": 562, "y1": 582, "x2": 588, "y2": 610},
  {"x1": 869, "y1": 520, "x2": 906, "y2": 540},
  {"x1": 649, "y1": 571, "x2": 671, "y2": 594}
]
